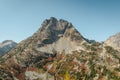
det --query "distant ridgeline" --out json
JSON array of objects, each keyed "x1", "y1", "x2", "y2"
[{"x1": 0, "y1": 40, "x2": 17, "y2": 55}]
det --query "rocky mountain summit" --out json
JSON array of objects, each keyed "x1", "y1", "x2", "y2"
[
  {"x1": 0, "y1": 17, "x2": 120, "y2": 80},
  {"x1": 105, "y1": 32, "x2": 120, "y2": 51},
  {"x1": 0, "y1": 40, "x2": 17, "y2": 55},
  {"x1": 35, "y1": 17, "x2": 86, "y2": 53}
]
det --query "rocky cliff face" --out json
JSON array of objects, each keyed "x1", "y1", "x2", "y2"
[
  {"x1": 0, "y1": 17, "x2": 120, "y2": 80},
  {"x1": 105, "y1": 32, "x2": 120, "y2": 51},
  {"x1": 35, "y1": 17, "x2": 86, "y2": 53},
  {"x1": 0, "y1": 40, "x2": 17, "y2": 55}
]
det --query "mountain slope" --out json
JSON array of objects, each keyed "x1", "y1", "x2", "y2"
[
  {"x1": 105, "y1": 32, "x2": 120, "y2": 51},
  {"x1": 0, "y1": 40, "x2": 17, "y2": 55},
  {"x1": 0, "y1": 17, "x2": 120, "y2": 80}
]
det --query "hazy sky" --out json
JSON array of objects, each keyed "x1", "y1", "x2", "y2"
[{"x1": 0, "y1": 0, "x2": 120, "y2": 42}]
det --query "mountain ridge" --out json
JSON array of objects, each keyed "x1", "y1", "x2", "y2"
[{"x1": 0, "y1": 40, "x2": 17, "y2": 56}]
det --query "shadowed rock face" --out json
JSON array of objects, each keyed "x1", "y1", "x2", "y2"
[
  {"x1": 0, "y1": 40, "x2": 17, "y2": 55},
  {"x1": 38, "y1": 17, "x2": 84, "y2": 42},
  {"x1": 105, "y1": 32, "x2": 120, "y2": 51}
]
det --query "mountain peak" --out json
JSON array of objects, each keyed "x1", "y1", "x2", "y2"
[
  {"x1": 41, "y1": 17, "x2": 70, "y2": 31},
  {"x1": 2, "y1": 40, "x2": 15, "y2": 44},
  {"x1": 33, "y1": 17, "x2": 85, "y2": 53},
  {"x1": 50, "y1": 17, "x2": 58, "y2": 22},
  {"x1": 41, "y1": 17, "x2": 58, "y2": 27},
  {"x1": 0, "y1": 40, "x2": 17, "y2": 55},
  {"x1": 39, "y1": 17, "x2": 83, "y2": 40}
]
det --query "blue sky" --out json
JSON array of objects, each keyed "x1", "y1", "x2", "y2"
[{"x1": 0, "y1": 0, "x2": 120, "y2": 42}]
